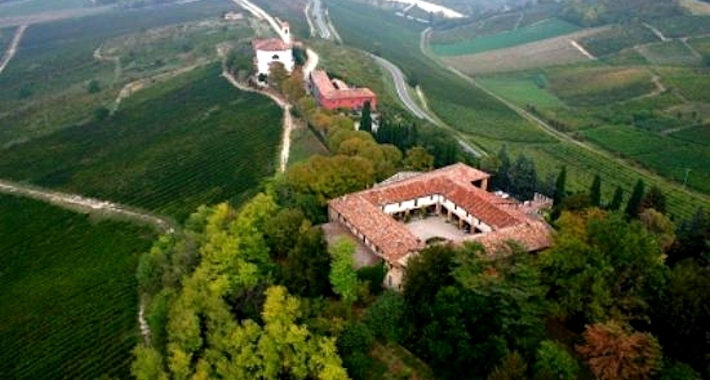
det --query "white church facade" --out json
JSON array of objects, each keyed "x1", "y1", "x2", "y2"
[{"x1": 252, "y1": 21, "x2": 294, "y2": 76}]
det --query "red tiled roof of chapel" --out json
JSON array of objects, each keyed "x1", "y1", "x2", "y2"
[{"x1": 253, "y1": 38, "x2": 292, "y2": 51}]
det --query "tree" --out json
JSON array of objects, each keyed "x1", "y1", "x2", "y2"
[
  {"x1": 268, "y1": 61, "x2": 289, "y2": 91},
  {"x1": 87, "y1": 79, "x2": 101, "y2": 94},
  {"x1": 576, "y1": 321, "x2": 662, "y2": 380},
  {"x1": 494, "y1": 146, "x2": 511, "y2": 191},
  {"x1": 625, "y1": 179, "x2": 645, "y2": 218},
  {"x1": 359, "y1": 100, "x2": 372, "y2": 133},
  {"x1": 540, "y1": 210, "x2": 666, "y2": 323},
  {"x1": 131, "y1": 345, "x2": 168, "y2": 380},
  {"x1": 554, "y1": 166, "x2": 567, "y2": 207},
  {"x1": 534, "y1": 340, "x2": 579, "y2": 380},
  {"x1": 403, "y1": 146, "x2": 434, "y2": 171},
  {"x1": 641, "y1": 186, "x2": 666, "y2": 214},
  {"x1": 365, "y1": 291, "x2": 405, "y2": 343},
  {"x1": 281, "y1": 226, "x2": 332, "y2": 298},
  {"x1": 608, "y1": 186, "x2": 624, "y2": 211},
  {"x1": 589, "y1": 174, "x2": 602, "y2": 207},
  {"x1": 488, "y1": 351, "x2": 528, "y2": 380},
  {"x1": 653, "y1": 260, "x2": 710, "y2": 371},
  {"x1": 329, "y1": 238, "x2": 359, "y2": 306},
  {"x1": 639, "y1": 209, "x2": 676, "y2": 251},
  {"x1": 263, "y1": 208, "x2": 308, "y2": 259},
  {"x1": 94, "y1": 106, "x2": 110, "y2": 120},
  {"x1": 508, "y1": 154, "x2": 538, "y2": 200}
]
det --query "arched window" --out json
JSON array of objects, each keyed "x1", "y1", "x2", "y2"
[{"x1": 272, "y1": 54, "x2": 279, "y2": 60}]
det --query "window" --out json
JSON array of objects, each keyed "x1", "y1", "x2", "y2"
[
  {"x1": 272, "y1": 54, "x2": 279, "y2": 60},
  {"x1": 414, "y1": 199, "x2": 418, "y2": 207}
]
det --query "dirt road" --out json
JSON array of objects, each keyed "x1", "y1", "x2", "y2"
[
  {"x1": 0, "y1": 24, "x2": 27, "y2": 75},
  {"x1": 0, "y1": 179, "x2": 176, "y2": 233}
]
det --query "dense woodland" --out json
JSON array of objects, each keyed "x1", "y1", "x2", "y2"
[{"x1": 131, "y1": 57, "x2": 710, "y2": 380}]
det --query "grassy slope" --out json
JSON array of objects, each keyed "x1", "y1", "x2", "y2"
[
  {"x1": 0, "y1": 0, "x2": 236, "y2": 144},
  {"x1": 0, "y1": 194, "x2": 154, "y2": 380},
  {"x1": 0, "y1": 64, "x2": 283, "y2": 221},
  {"x1": 431, "y1": 18, "x2": 579, "y2": 56},
  {"x1": 329, "y1": 0, "x2": 710, "y2": 219}
]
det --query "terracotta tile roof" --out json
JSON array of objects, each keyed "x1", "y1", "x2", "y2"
[
  {"x1": 329, "y1": 195, "x2": 424, "y2": 262},
  {"x1": 466, "y1": 220, "x2": 552, "y2": 254},
  {"x1": 253, "y1": 38, "x2": 292, "y2": 51},
  {"x1": 310, "y1": 70, "x2": 376, "y2": 101},
  {"x1": 328, "y1": 163, "x2": 551, "y2": 266}
]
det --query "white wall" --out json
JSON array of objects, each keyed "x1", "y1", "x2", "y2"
[
  {"x1": 382, "y1": 194, "x2": 492, "y2": 231},
  {"x1": 256, "y1": 48, "x2": 294, "y2": 75}
]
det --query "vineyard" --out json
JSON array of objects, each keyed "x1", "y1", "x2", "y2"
[
  {"x1": 0, "y1": 0, "x2": 236, "y2": 144},
  {"x1": 638, "y1": 41, "x2": 703, "y2": 66},
  {"x1": 579, "y1": 23, "x2": 659, "y2": 57},
  {"x1": 0, "y1": 194, "x2": 154, "y2": 380},
  {"x1": 430, "y1": 18, "x2": 580, "y2": 56},
  {"x1": 546, "y1": 66, "x2": 656, "y2": 106},
  {"x1": 0, "y1": 64, "x2": 283, "y2": 221},
  {"x1": 583, "y1": 125, "x2": 710, "y2": 194}
]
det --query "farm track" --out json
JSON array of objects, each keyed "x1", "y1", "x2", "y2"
[
  {"x1": 0, "y1": 24, "x2": 27, "y2": 75},
  {"x1": 420, "y1": 28, "x2": 710, "y2": 206},
  {"x1": 0, "y1": 179, "x2": 177, "y2": 234}
]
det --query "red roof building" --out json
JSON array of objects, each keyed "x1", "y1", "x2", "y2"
[
  {"x1": 310, "y1": 70, "x2": 377, "y2": 111},
  {"x1": 328, "y1": 163, "x2": 552, "y2": 288}
]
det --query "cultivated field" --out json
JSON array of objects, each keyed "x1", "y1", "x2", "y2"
[
  {"x1": 546, "y1": 66, "x2": 656, "y2": 106},
  {"x1": 0, "y1": 194, "x2": 154, "y2": 380},
  {"x1": 440, "y1": 27, "x2": 603, "y2": 74},
  {"x1": 637, "y1": 40, "x2": 703, "y2": 66},
  {"x1": 431, "y1": 17, "x2": 580, "y2": 56},
  {"x1": 0, "y1": 0, "x2": 237, "y2": 145},
  {"x1": 0, "y1": 64, "x2": 283, "y2": 221},
  {"x1": 579, "y1": 23, "x2": 659, "y2": 57}
]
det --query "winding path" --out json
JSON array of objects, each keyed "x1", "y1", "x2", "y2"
[
  {"x1": 0, "y1": 179, "x2": 176, "y2": 233},
  {"x1": 0, "y1": 24, "x2": 27, "y2": 75}
]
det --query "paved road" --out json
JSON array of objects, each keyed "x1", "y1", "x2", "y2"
[
  {"x1": 368, "y1": 53, "x2": 434, "y2": 122},
  {"x1": 311, "y1": 0, "x2": 331, "y2": 39},
  {"x1": 0, "y1": 24, "x2": 27, "y2": 75}
]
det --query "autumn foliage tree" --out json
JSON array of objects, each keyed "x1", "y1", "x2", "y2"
[{"x1": 576, "y1": 321, "x2": 662, "y2": 380}]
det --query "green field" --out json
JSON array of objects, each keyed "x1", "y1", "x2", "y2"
[
  {"x1": 654, "y1": 15, "x2": 710, "y2": 38},
  {"x1": 546, "y1": 66, "x2": 656, "y2": 106},
  {"x1": 580, "y1": 24, "x2": 659, "y2": 57},
  {"x1": 660, "y1": 67, "x2": 710, "y2": 103},
  {"x1": 639, "y1": 40, "x2": 703, "y2": 66},
  {"x1": 0, "y1": 0, "x2": 236, "y2": 144},
  {"x1": 0, "y1": 64, "x2": 283, "y2": 221},
  {"x1": 431, "y1": 18, "x2": 579, "y2": 56},
  {"x1": 0, "y1": 0, "x2": 90, "y2": 17},
  {"x1": 476, "y1": 74, "x2": 565, "y2": 109},
  {"x1": 0, "y1": 194, "x2": 155, "y2": 380}
]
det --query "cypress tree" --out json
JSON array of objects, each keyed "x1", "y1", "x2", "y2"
[
  {"x1": 360, "y1": 101, "x2": 372, "y2": 133},
  {"x1": 625, "y1": 179, "x2": 646, "y2": 218},
  {"x1": 589, "y1": 174, "x2": 602, "y2": 207},
  {"x1": 553, "y1": 166, "x2": 567, "y2": 207},
  {"x1": 608, "y1": 186, "x2": 624, "y2": 211}
]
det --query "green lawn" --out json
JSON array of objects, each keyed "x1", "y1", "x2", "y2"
[
  {"x1": 0, "y1": 194, "x2": 155, "y2": 380},
  {"x1": 431, "y1": 18, "x2": 580, "y2": 56},
  {"x1": 0, "y1": 64, "x2": 283, "y2": 221}
]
